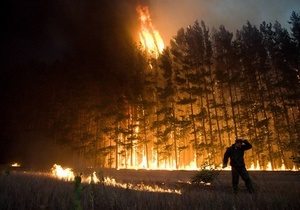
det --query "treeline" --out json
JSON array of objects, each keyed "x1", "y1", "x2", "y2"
[{"x1": 1, "y1": 10, "x2": 299, "y2": 170}]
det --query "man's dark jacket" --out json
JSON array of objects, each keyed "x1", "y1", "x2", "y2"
[{"x1": 223, "y1": 140, "x2": 252, "y2": 167}]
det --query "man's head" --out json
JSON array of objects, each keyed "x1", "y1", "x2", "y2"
[{"x1": 235, "y1": 139, "x2": 243, "y2": 148}]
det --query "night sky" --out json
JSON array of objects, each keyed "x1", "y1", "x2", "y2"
[
  {"x1": 1, "y1": 0, "x2": 300, "y2": 62},
  {"x1": 1, "y1": 0, "x2": 140, "y2": 64},
  {"x1": 1, "y1": 0, "x2": 299, "y2": 64}
]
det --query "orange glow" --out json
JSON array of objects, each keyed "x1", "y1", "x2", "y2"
[{"x1": 136, "y1": 5, "x2": 164, "y2": 58}]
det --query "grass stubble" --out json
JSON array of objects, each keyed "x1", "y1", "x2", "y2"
[{"x1": 0, "y1": 170, "x2": 299, "y2": 210}]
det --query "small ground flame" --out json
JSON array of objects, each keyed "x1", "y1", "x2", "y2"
[
  {"x1": 103, "y1": 177, "x2": 181, "y2": 194},
  {"x1": 51, "y1": 164, "x2": 74, "y2": 181},
  {"x1": 86, "y1": 171, "x2": 100, "y2": 184},
  {"x1": 136, "y1": 5, "x2": 164, "y2": 58},
  {"x1": 11, "y1": 163, "x2": 21, "y2": 167}
]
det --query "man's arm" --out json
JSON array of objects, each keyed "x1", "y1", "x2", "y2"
[
  {"x1": 223, "y1": 148, "x2": 230, "y2": 167},
  {"x1": 242, "y1": 139, "x2": 252, "y2": 150}
]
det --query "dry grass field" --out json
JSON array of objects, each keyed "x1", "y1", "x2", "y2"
[{"x1": 0, "y1": 168, "x2": 299, "y2": 210}]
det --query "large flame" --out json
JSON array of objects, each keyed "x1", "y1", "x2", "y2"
[{"x1": 136, "y1": 5, "x2": 164, "y2": 58}]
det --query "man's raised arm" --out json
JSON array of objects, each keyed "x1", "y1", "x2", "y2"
[
  {"x1": 242, "y1": 139, "x2": 252, "y2": 150},
  {"x1": 223, "y1": 148, "x2": 230, "y2": 168}
]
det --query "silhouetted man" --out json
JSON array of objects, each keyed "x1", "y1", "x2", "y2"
[{"x1": 223, "y1": 138, "x2": 254, "y2": 194}]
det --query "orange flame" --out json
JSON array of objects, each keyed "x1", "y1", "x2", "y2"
[
  {"x1": 49, "y1": 165, "x2": 181, "y2": 194},
  {"x1": 136, "y1": 5, "x2": 164, "y2": 58},
  {"x1": 51, "y1": 164, "x2": 74, "y2": 181}
]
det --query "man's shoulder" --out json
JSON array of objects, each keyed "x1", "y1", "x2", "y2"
[{"x1": 225, "y1": 146, "x2": 233, "y2": 152}]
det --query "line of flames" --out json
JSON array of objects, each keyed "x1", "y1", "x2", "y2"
[
  {"x1": 50, "y1": 161, "x2": 299, "y2": 194},
  {"x1": 114, "y1": 152, "x2": 299, "y2": 171},
  {"x1": 50, "y1": 164, "x2": 181, "y2": 194}
]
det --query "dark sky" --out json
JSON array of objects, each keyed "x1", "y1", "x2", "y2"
[
  {"x1": 1, "y1": 0, "x2": 69, "y2": 63},
  {"x1": 1, "y1": 0, "x2": 142, "y2": 64},
  {"x1": 1, "y1": 0, "x2": 298, "y2": 64}
]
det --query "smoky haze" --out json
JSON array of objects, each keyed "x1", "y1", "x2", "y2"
[{"x1": 147, "y1": 0, "x2": 299, "y2": 45}]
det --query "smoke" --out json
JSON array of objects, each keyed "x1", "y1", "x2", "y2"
[{"x1": 147, "y1": 0, "x2": 299, "y2": 45}]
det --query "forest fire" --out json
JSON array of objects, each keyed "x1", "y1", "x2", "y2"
[
  {"x1": 6, "y1": 6, "x2": 295, "y2": 176},
  {"x1": 112, "y1": 151, "x2": 299, "y2": 171},
  {"x1": 136, "y1": 5, "x2": 164, "y2": 58},
  {"x1": 2, "y1": 2, "x2": 299, "y2": 201}
]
